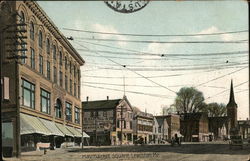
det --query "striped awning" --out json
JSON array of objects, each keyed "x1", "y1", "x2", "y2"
[
  {"x1": 38, "y1": 118, "x2": 64, "y2": 137},
  {"x1": 55, "y1": 123, "x2": 74, "y2": 137},
  {"x1": 20, "y1": 113, "x2": 51, "y2": 135},
  {"x1": 66, "y1": 126, "x2": 82, "y2": 137},
  {"x1": 76, "y1": 128, "x2": 90, "y2": 138}
]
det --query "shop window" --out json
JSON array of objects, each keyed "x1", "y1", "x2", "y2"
[{"x1": 21, "y1": 79, "x2": 35, "y2": 109}]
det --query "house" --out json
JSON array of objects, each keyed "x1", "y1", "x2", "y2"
[
  {"x1": 180, "y1": 112, "x2": 209, "y2": 142},
  {"x1": 154, "y1": 116, "x2": 169, "y2": 142},
  {"x1": 1, "y1": 1, "x2": 85, "y2": 157},
  {"x1": 82, "y1": 96, "x2": 134, "y2": 145}
]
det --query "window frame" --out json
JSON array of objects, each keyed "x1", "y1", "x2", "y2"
[
  {"x1": 21, "y1": 79, "x2": 35, "y2": 109},
  {"x1": 40, "y1": 88, "x2": 51, "y2": 114}
]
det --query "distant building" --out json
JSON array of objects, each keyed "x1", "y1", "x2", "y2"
[
  {"x1": 208, "y1": 117, "x2": 229, "y2": 140},
  {"x1": 132, "y1": 107, "x2": 154, "y2": 144},
  {"x1": 1, "y1": 1, "x2": 85, "y2": 157},
  {"x1": 82, "y1": 96, "x2": 134, "y2": 145},
  {"x1": 154, "y1": 116, "x2": 169, "y2": 141},
  {"x1": 165, "y1": 114, "x2": 180, "y2": 140},
  {"x1": 238, "y1": 120, "x2": 250, "y2": 139},
  {"x1": 180, "y1": 112, "x2": 209, "y2": 142}
]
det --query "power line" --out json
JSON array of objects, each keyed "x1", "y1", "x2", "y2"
[
  {"x1": 82, "y1": 84, "x2": 174, "y2": 99},
  {"x1": 74, "y1": 41, "x2": 177, "y2": 94},
  {"x1": 74, "y1": 37, "x2": 248, "y2": 44},
  {"x1": 83, "y1": 81, "x2": 160, "y2": 88},
  {"x1": 195, "y1": 66, "x2": 248, "y2": 87},
  {"x1": 77, "y1": 48, "x2": 249, "y2": 57},
  {"x1": 63, "y1": 28, "x2": 248, "y2": 37}
]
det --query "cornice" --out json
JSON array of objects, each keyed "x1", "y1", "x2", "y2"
[{"x1": 24, "y1": 1, "x2": 85, "y2": 66}]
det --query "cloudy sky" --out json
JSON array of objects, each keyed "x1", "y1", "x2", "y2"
[{"x1": 38, "y1": 1, "x2": 249, "y2": 119}]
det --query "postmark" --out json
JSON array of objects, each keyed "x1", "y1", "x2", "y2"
[{"x1": 104, "y1": 0, "x2": 150, "y2": 14}]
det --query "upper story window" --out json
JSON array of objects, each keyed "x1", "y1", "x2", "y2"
[
  {"x1": 20, "y1": 11, "x2": 25, "y2": 23},
  {"x1": 66, "y1": 102, "x2": 72, "y2": 121},
  {"x1": 21, "y1": 79, "x2": 35, "y2": 109},
  {"x1": 40, "y1": 89, "x2": 51, "y2": 114},
  {"x1": 65, "y1": 57, "x2": 67, "y2": 70},
  {"x1": 53, "y1": 66, "x2": 57, "y2": 84},
  {"x1": 39, "y1": 55, "x2": 43, "y2": 74},
  {"x1": 30, "y1": 47, "x2": 35, "y2": 69},
  {"x1": 30, "y1": 22, "x2": 34, "y2": 40},
  {"x1": 53, "y1": 45, "x2": 56, "y2": 60},
  {"x1": 55, "y1": 99, "x2": 62, "y2": 118},
  {"x1": 46, "y1": 38, "x2": 50, "y2": 54},
  {"x1": 75, "y1": 107, "x2": 80, "y2": 124},
  {"x1": 47, "y1": 61, "x2": 51, "y2": 80},
  {"x1": 59, "y1": 51, "x2": 62, "y2": 66},
  {"x1": 69, "y1": 61, "x2": 72, "y2": 74},
  {"x1": 38, "y1": 30, "x2": 43, "y2": 48}
]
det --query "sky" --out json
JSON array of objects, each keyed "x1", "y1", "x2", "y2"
[{"x1": 38, "y1": 1, "x2": 249, "y2": 119}]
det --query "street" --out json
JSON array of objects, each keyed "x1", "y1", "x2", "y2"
[{"x1": 4, "y1": 142, "x2": 250, "y2": 161}]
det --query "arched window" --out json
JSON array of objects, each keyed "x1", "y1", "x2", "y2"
[
  {"x1": 38, "y1": 30, "x2": 43, "y2": 48},
  {"x1": 20, "y1": 11, "x2": 25, "y2": 23},
  {"x1": 30, "y1": 22, "x2": 34, "y2": 40},
  {"x1": 53, "y1": 45, "x2": 56, "y2": 60},
  {"x1": 46, "y1": 38, "x2": 50, "y2": 54},
  {"x1": 55, "y1": 99, "x2": 62, "y2": 118}
]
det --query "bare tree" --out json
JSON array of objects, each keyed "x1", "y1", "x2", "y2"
[
  {"x1": 172, "y1": 87, "x2": 205, "y2": 113},
  {"x1": 205, "y1": 103, "x2": 227, "y2": 117}
]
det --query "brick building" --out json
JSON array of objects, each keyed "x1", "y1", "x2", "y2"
[
  {"x1": 180, "y1": 112, "x2": 209, "y2": 142},
  {"x1": 1, "y1": 1, "x2": 84, "y2": 157},
  {"x1": 82, "y1": 96, "x2": 134, "y2": 145}
]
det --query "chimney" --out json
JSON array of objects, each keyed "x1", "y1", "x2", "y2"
[
  {"x1": 86, "y1": 96, "x2": 89, "y2": 102},
  {"x1": 107, "y1": 96, "x2": 109, "y2": 100}
]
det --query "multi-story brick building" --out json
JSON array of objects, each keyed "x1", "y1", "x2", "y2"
[
  {"x1": 180, "y1": 112, "x2": 209, "y2": 142},
  {"x1": 0, "y1": 1, "x2": 85, "y2": 157},
  {"x1": 132, "y1": 107, "x2": 154, "y2": 144},
  {"x1": 82, "y1": 96, "x2": 134, "y2": 145},
  {"x1": 165, "y1": 114, "x2": 180, "y2": 140}
]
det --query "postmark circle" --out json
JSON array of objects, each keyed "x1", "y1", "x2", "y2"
[{"x1": 104, "y1": 0, "x2": 150, "y2": 14}]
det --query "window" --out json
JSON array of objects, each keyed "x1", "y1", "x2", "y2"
[
  {"x1": 20, "y1": 11, "x2": 25, "y2": 30},
  {"x1": 73, "y1": 65, "x2": 76, "y2": 77},
  {"x1": 65, "y1": 75, "x2": 68, "y2": 91},
  {"x1": 65, "y1": 57, "x2": 67, "y2": 70},
  {"x1": 21, "y1": 79, "x2": 35, "y2": 109},
  {"x1": 55, "y1": 99, "x2": 62, "y2": 118},
  {"x1": 78, "y1": 85, "x2": 80, "y2": 99},
  {"x1": 53, "y1": 66, "x2": 57, "y2": 83},
  {"x1": 74, "y1": 82, "x2": 76, "y2": 96},
  {"x1": 78, "y1": 69, "x2": 80, "y2": 82},
  {"x1": 46, "y1": 38, "x2": 50, "y2": 54},
  {"x1": 30, "y1": 22, "x2": 34, "y2": 40},
  {"x1": 124, "y1": 121, "x2": 126, "y2": 128},
  {"x1": 70, "y1": 79, "x2": 72, "y2": 94},
  {"x1": 117, "y1": 120, "x2": 120, "y2": 128},
  {"x1": 38, "y1": 30, "x2": 43, "y2": 48},
  {"x1": 75, "y1": 107, "x2": 80, "y2": 124},
  {"x1": 130, "y1": 121, "x2": 133, "y2": 129},
  {"x1": 59, "y1": 51, "x2": 62, "y2": 66},
  {"x1": 30, "y1": 47, "x2": 35, "y2": 69},
  {"x1": 66, "y1": 102, "x2": 72, "y2": 121},
  {"x1": 59, "y1": 71, "x2": 63, "y2": 87},
  {"x1": 47, "y1": 61, "x2": 50, "y2": 80},
  {"x1": 53, "y1": 45, "x2": 56, "y2": 60},
  {"x1": 69, "y1": 61, "x2": 72, "y2": 74},
  {"x1": 40, "y1": 89, "x2": 50, "y2": 114},
  {"x1": 90, "y1": 111, "x2": 94, "y2": 117},
  {"x1": 39, "y1": 55, "x2": 43, "y2": 74},
  {"x1": 103, "y1": 111, "x2": 107, "y2": 117}
]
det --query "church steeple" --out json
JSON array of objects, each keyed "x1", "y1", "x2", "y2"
[{"x1": 228, "y1": 80, "x2": 237, "y2": 107}]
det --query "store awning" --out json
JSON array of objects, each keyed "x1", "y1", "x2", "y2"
[
  {"x1": 38, "y1": 118, "x2": 64, "y2": 137},
  {"x1": 76, "y1": 128, "x2": 90, "y2": 138},
  {"x1": 55, "y1": 123, "x2": 74, "y2": 137},
  {"x1": 66, "y1": 126, "x2": 82, "y2": 137},
  {"x1": 20, "y1": 113, "x2": 51, "y2": 135}
]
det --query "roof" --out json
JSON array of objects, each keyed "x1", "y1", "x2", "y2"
[
  {"x1": 179, "y1": 112, "x2": 208, "y2": 121},
  {"x1": 82, "y1": 99, "x2": 122, "y2": 110}
]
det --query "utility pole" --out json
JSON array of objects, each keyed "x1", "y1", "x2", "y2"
[{"x1": 120, "y1": 105, "x2": 123, "y2": 145}]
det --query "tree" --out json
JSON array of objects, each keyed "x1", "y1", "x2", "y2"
[
  {"x1": 205, "y1": 103, "x2": 227, "y2": 117},
  {"x1": 172, "y1": 87, "x2": 205, "y2": 113}
]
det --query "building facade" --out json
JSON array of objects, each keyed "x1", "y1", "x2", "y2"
[
  {"x1": 1, "y1": 1, "x2": 85, "y2": 157},
  {"x1": 180, "y1": 112, "x2": 209, "y2": 142},
  {"x1": 154, "y1": 116, "x2": 169, "y2": 142},
  {"x1": 82, "y1": 96, "x2": 134, "y2": 145},
  {"x1": 132, "y1": 108, "x2": 154, "y2": 144},
  {"x1": 165, "y1": 114, "x2": 180, "y2": 140}
]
